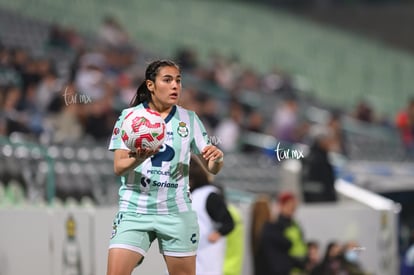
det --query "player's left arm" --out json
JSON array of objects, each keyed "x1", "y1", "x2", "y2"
[{"x1": 191, "y1": 111, "x2": 224, "y2": 174}]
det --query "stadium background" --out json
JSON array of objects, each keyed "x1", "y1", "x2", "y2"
[{"x1": 0, "y1": 0, "x2": 413, "y2": 274}]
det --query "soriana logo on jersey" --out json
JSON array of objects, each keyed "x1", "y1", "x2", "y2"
[{"x1": 177, "y1": 121, "x2": 189, "y2": 137}]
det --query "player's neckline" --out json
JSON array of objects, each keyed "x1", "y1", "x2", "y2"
[{"x1": 142, "y1": 101, "x2": 176, "y2": 123}]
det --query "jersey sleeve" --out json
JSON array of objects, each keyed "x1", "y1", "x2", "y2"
[
  {"x1": 108, "y1": 109, "x2": 129, "y2": 151},
  {"x1": 206, "y1": 192, "x2": 235, "y2": 236},
  {"x1": 191, "y1": 112, "x2": 211, "y2": 154}
]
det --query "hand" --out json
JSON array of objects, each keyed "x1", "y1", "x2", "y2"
[
  {"x1": 128, "y1": 147, "x2": 159, "y2": 161},
  {"x1": 202, "y1": 145, "x2": 223, "y2": 163},
  {"x1": 207, "y1": 231, "x2": 222, "y2": 243}
]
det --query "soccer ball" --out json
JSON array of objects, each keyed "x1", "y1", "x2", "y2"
[{"x1": 120, "y1": 108, "x2": 166, "y2": 151}]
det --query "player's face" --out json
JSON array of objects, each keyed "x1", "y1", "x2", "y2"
[{"x1": 149, "y1": 66, "x2": 181, "y2": 107}]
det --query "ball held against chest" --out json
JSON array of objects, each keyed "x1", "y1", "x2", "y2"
[{"x1": 121, "y1": 108, "x2": 166, "y2": 151}]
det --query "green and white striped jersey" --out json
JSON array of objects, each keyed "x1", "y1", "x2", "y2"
[{"x1": 108, "y1": 102, "x2": 210, "y2": 214}]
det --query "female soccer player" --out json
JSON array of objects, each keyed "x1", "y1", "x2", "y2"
[{"x1": 107, "y1": 59, "x2": 224, "y2": 275}]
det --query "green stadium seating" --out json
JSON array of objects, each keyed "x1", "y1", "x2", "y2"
[{"x1": 1, "y1": 0, "x2": 413, "y2": 116}]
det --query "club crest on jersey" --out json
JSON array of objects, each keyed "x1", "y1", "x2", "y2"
[{"x1": 177, "y1": 122, "x2": 189, "y2": 137}]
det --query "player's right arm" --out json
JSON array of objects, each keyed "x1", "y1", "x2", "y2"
[
  {"x1": 113, "y1": 148, "x2": 157, "y2": 176},
  {"x1": 109, "y1": 108, "x2": 157, "y2": 176}
]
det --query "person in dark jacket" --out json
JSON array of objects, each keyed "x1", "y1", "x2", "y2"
[
  {"x1": 256, "y1": 192, "x2": 307, "y2": 275},
  {"x1": 305, "y1": 241, "x2": 321, "y2": 274},
  {"x1": 301, "y1": 125, "x2": 337, "y2": 203}
]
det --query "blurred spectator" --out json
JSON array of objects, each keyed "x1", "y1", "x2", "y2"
[
  {"x1": 311, "y1": 241, "x2": 345, "y2": 275},
  {"x1": 262, "y1": 68, "x2": 286, "y2": 93},
  {"x1": 37, "y1": 58, "x2": 54, "y2": 79},
  {"x1": 68, "y1": 48, "x2": 86, "y2": 82},
  {"x1": 262, "y1": 67, "x2": 294, "y2": 94},
  {"x1": 104, "y1": 46, "x2": 136, "y2": 75},
  {"x1": 10, "y1": 47, "x2": 29, "y2": 74},
  {"x1": 238, "y1": 68, "x2": 260, "y2": 92},
  {"x1": 178, "y1": 87, "x2": 199, "y2": 112},
  {"x1": 272, "y1": 95, "x2": 301, "y2": 143},
  {"x1": 81, "y1": 98, "x2": 117, "y2": 141},
  {"x1": 116, "y1": 73, "x2": 137, "y2": 109},
  {"x1": 0, "y1": 87, "x2": 6, "y2": 135},
  {"x1": 327, "y1": 111, "x2": 348, "y2": 156},
  {"x1": 352, "y1": 100, "x2": 375, "y2": 123},
  {"x1": 342, "y1": 241, "x2": 372, "y2": 275},
  {"x1": 395, "y1": 98, "x2": 414, "y2": 158},
  {"x1": 0, "y1": 47, "x2": 22, "y2": 88},
  {"x1": 1, "y1": 86, "x2": 30, "y2": 135},
  {"x1": 65, "y1": 27, "x2": 84, "y2": 50},
  {"x1": 47, "y1": 24, "x2": 83, "y2": 51},
  {"x1": 48, "y1": 24, "x2": 70, "y2": 49},
  {"x1": 241, "y1": 110, "x2": 265, "y2": 153},
  {"x1": 210, "y1": 54, "x2": 238, "y2": 91},
  {"x1": 35, "y1": 64, "x2": 62, "y2": 114},
  {"x1": 74, "y1": 52, "x2": 107, "y2": 101},
  {"x1": 301, "y1": 125, "x2": 337, "y2": 203},
  {"x1": 45, "y1": 83, "x2": 84, "y2": 144},
  {"x1": 198, "y1": 95, "x2": 220, "y2": 135},
  {"x1": 215, "y1": 101, "x2": 244, "y2": 152},
  {"x1": 99, "y1": 16, "x2": 130, "y2": 48},
  {"x1": 51, "y1": 104, "x2": 84, "y2": 144},
  {"x1": 257, "y1": 192, "x2": 307, "y2": 275},
  {"x1": 250, "y1": 194, "x2": 272, "y2": 275},
  {"x1": 305, "y1": 240, "x2": 321, "y2": 274},
  {"x1": 189, "y1": 155, "x2": 235, "y2": 275},
  {"x1": 0, "y1": 43, "x2": 9, "y2": 65},
  {"x1": 175, "y1": 46, "x2": 198, "y2": 71},
  {"x1": 20, "y1": 58, "x2": 41, "y2": 91}
]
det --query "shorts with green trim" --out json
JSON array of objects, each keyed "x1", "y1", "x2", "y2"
[{"x1": 109, "y1": 210, "x2": 199, "y2": 258}]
